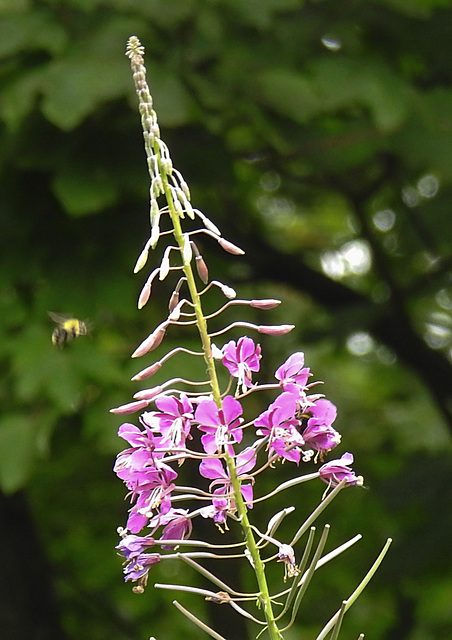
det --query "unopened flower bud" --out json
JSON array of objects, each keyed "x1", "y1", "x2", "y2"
[
  {"x1": 195, "y1": 256, "x2": 209, "y2": 284},
  {"x1": 110, "y1": 399, "x2": 150, "y2": 415},
  {"x1": 150, "y1": 198, "x2": 159, "y2": 223},
  {"x1": 183, "y1": 197, "x2": 195, "y2": 220},
  {"x1": 134, "y1": 247, "x2": 149, "y2": 274},
  {"x1": 132, "y1": 325, "x2": 167, "y2": 358},
  {"x1": 250, "y1": 299, "x2": 281, "y2": 310},
  {"x1": 152, "y1": 123, "x2": 160, "y2": 139},
  {"x1": 182, "y1": 234, "x2": 192, "y2": 265},
  {"x1": 133, "y1": 386, "x2": 164, "y2": 400},
  {"x1": 161, "y1": 157, "x2": 173, "y2": 175},
  {"x1": 168, "y1": 290, "x2": 180, "y2": 312},
  {"x1": 216, "y1": 282, "x2": 236, "y2": 299},
  {"x1": 178, "y1": 177, "x2": 190, "y2": 200},
  {"x1": 257, "y1": 324, "x2": 295, "y2": 336},
  {"x1": 131, "y1": 362, "x2": 162, "y2": 381},
  {"x1": 173, "y1": 197, "x2": 184, "y2": 217},
  {"x1": 138, "y1": 281, "x2": 152, "y2": 310},
  {"x1": 143, "y1": 118, "x2": 154, "y2": 137},
  {"x1": 195, "y1": 210, "x2": 221, "y2": 236},
  {"x1": 152, "y1": 175, "x2": 164, "y2": 197},
  {"x1": 143, "y1": 130, "x2": 154, "y2": 148},
  {"x1": 175, "y1": 186, "x2": 187, "y2": 204},
  {"x1": 159, "y1": 247, "x2": 171, "y2": 280},
  {"x1": 138, "y1": 268, "x2": 160, "y2": 309},
  {"x1": 150, "y1": 223, "x2": 160, "y2": 248},
  {"x1": 147, "y1": 154, "x2": 158, "y2": 179},
  {"x1": 168, "y1": 300, "x2": 184, "y2": 321},
  {"x1": 218, "y1": 237, "x2": 245, "y2": 256}
]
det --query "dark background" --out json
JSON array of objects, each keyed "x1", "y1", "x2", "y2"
[{"x1": 1, "y1": 1, "x2": 452, "y2": 639}]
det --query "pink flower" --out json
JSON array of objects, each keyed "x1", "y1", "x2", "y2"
[
  {"x1": 200, "y1": 497, "x2": 229, "y2": 525},
  {"x1": 116, "y1": 534, "x2": 155, "y2": 560},
  {"x1": 319, "y1": 452, "x2": 363, "y2": 488},
  {"x1": 222, "y1": 337, "x2": 261, "y2": 392},
  {"x1": 275, "y1": 352, "x2": 311, "y2": 392},
  {"x1": 153, "y1": 393, "x2": 194, "y2": 449},
  {"x1": 199, "y1": 447, "x2": 256, "y2": 513},
  {"x1": 149, "y1": 508, "x2": 193, "y2": 549},
  {"x1": 118, "y1": 461, "x2": 178, "y2": 533},
  {"x1": 254, "y1": 392, "x2": 303, "y2": 463},
  {"x1": 301, "y1": 399, "x2": 341, "y2": 457},
  {"x1": 123, "y1": 553, "x2": 161, "y2": 584},
  {"x1": 277, "y1": 544, "x2": 299, "y2": 580},
  {"x1": 195, "y1": 395, "x2": 244, "y2": 453}
]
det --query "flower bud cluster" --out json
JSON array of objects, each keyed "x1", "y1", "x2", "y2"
[{"x1": 127, "y1": 35, "x2": 245, "y2": 296}]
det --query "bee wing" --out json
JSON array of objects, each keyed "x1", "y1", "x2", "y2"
[{"x1": 48, "y1": 311, "x2": 74, "y2": 323}]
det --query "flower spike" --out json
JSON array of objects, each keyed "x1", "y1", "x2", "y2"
[{"x1": 113, "y1": 36, "x2": 379, "y2": 640}]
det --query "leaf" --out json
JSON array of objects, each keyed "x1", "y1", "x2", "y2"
[
  {"x1": 256, "y1": 60, "x2": 412, "y2": 133},
  {"x1": 52, "y1": 164, "x2": 119, "y2": 216},
  {"x1": 0, "y1": 413, "x2": 36, "y2": 493},
  {"x1": 11, "y1": 325, "x2": 86, "y2": 412},
  {"x1": 228, "y1": 0, "x2": 305, "y2": 29},
  {"x1": 255, "y1": 69, "x2": 320, "y2": 123},
  {"x1": 0, "y1": 9, "x2": 66, "y2": 58},
  {"x1": 379, "y1": 0, "x2": 452, "y2": 18},
  {"x1": 144, "y1": 64, "x2": 196, "y2": 127},
  {"x1": 393, "y1": 88, "x2": 452, "y2": 178},
  {"x1": 310, "y1": 57, "x2": 412, "y2": 133},
  {"x1": 0, "y1": 0, "x2": 30, "y2": 14},
  {"x1": 0, "y1": 66, "x2": 45, "y2": 130},
  {"x1": 40, "y1": 16, "x2": 141, "y2": 130}
]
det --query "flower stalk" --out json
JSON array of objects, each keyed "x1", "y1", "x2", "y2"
[{"x1": 113, "y1": 35, "x2": 390, "y2": 640}]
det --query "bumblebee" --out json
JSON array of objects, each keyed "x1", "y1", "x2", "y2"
[{"x1": 48, "y1": 312, "x2": 89, "y2": 348}]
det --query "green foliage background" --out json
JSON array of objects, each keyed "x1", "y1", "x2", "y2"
[{"x1": 1, "y1": 0, "x2": 452, "y2": 639}]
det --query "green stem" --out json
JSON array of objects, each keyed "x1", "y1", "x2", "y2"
[
  {"x1": 129, "y1": 37, "x2": 280, "y2": 638},
  {"x1": 164, "y1": 188, "x2": 222, "y2": 405},
  {"x1": 162, "y1": 178, "x2": 280, "y2": 640},
  {"x1": 225, "y1": 453, "x2": 282, "y2": 639}
]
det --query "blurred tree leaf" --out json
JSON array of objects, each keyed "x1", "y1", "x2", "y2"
[
  {"x1": 52, "y1": 163, "x2": 119, "y2": 216},
  {"x1": 0, "y1": 9, "x2": 66, "y2": 58},
  {"x1": 0, "y1": 413, "x2": 36, "y2": 493},
  {"x1": 40, "y1": 16, "x2": 140, "y2": 130},
  {"x1": 256, "y1": 69, "x2": 321, "y2": 123}
]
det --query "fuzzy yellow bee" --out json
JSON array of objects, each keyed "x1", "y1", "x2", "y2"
[{"x1": 48, "y1": 312, "x2": 89, "y2": 348}]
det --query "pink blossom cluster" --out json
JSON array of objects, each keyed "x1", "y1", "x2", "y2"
[{"x1": 114, "y1": 337, "x2": 362, "y2": 591}]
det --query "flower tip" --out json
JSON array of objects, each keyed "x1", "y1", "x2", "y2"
[
  {"x1": 219, "y1": 283, "x2": 237, "y2": 299},
  {"x1": 131, "y1": 362, "x2": 162, "y2": 381},
  {"x1": 257, "y1": 324, "x2": 295, "y2": 336},
  {"x1": 134, "y1": 249, "x2": 149, "y2": 274},
  {"x1": 126, "y1": 36, "x2": 144, "y2": 59},
  {"x1": 133, "y1": 386, "x2": 164, "y2": 400},
  {"x1": 138, "y1": 283, "x2": 151, "y2": 309},
  {"x1": 218, "y1": 237, "x2": 245, "y2": 256},
  {"x1": 110, "y1": 399, "x2": 149, "y2": 415},
  {"x1": 195, "y1": 256, "x2": 209, "y2": 284},
  {"x1": 131, "y1": 327, "x2": 166, "y2": 358},
  {"x1": 250, "y1": 299, "x2": 281, "y2": 310}
]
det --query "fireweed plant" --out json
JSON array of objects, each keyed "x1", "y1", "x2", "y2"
[{"x1": 112, "y1": 36, "x2": 392, "y2": 640}]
